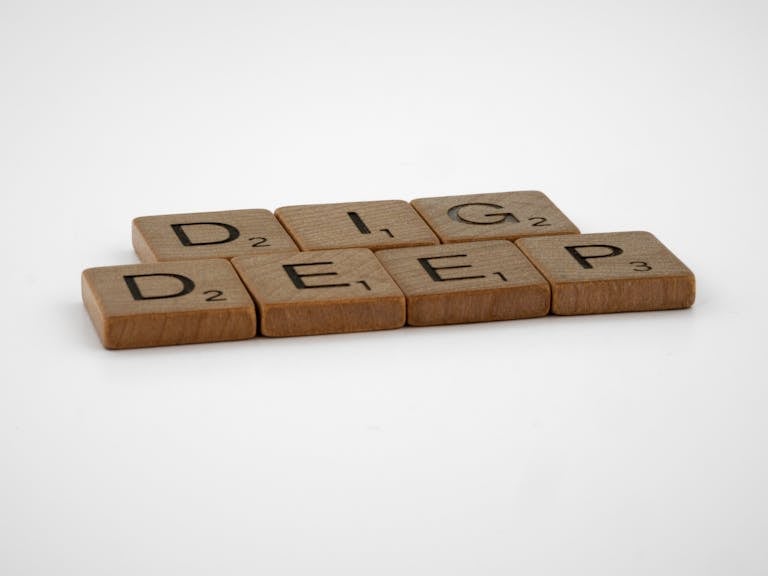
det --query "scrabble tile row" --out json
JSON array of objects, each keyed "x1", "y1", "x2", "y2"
[
  {"x1": 131, "y1": 191, "x2": 580, "y2": 261},
  {"x1": 83, "y1": 228, "x2": 695, "y2": 349}
]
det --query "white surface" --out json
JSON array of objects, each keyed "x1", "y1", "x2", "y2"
[{"x1": 2, "y1": 1, "x2": 767, "y2": 574}]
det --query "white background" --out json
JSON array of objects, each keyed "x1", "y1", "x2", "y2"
[{"x1": 2, "y1": 1, "x2": 767, "y2": 574}]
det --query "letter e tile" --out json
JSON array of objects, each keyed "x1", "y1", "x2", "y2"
[
  {"x1": 376, "y1": 240, "x2": 551, "y2": 326},
  {"x1": 232, "y1": 249, "x2": 405, "y2": 336}
]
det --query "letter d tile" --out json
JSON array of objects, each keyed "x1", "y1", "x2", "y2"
[
  {"x1": 81, "y1": 260, "x2": 257, "y2": 349},
  {"x1": 132, "y1": 209, "x2": 298, "y2": 262}
]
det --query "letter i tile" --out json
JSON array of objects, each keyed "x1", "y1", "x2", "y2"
[
  {"x1": 232, "y1": 249, "x2": 405, "y2": 337},
  {"x1": 516, "y1": 231, "x2": 696, "y2": 315},
  {"x1": 275, "y1": 200, "x2": 439, "y2": 251},
  {"x1": 82, "y1": 260, "x2": 257, "y2": 349},
  {"x1": 132, "y1": 209, "x2": 299, "y2": 262}
]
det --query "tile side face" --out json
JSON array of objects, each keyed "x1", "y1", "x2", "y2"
[
  {"x1": 411, "y1": 191, "x2": 580, "y2": 243},
  {"x1": 516, "y1": 231, "x2": 695, "y2": 315},
  {"x1": 132, "y1": 209, "x2": 298, "y2": 262},
  {"x1": 275, "y1": 200, "x2": 439, "y2": 251},
  {"x1": 82, "y1": 260, "x2": 257, "y2": 348},
  {"x1": 232, "y1": 248, "x2": 405, "y2": 336},
  {"x1": 376, "y1": 240, "x2": 551, "y2": 326}
]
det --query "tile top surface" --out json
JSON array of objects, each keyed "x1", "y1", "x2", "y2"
[
  {"x1": 132, "y1": 209, "x2": 298, "y2": 262},
  {"x1": 515, "y1": 231, "x2": 694, "y2": 282},
  {"x1": 275, "y1": 200, "x2": 439, "y2": 251},
  {"x1": 411, "y1": 191, "x2": 579, "y2": 243},
  {"x1": 376, "y1": 240, "x2": 548, "y2": 295}
]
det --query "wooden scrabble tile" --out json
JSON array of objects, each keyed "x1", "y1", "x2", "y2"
[
  {"x1": 376, "y1": 240, "x2": 550, "y2": 326},
  {"x1": 411, "y1": 191, "x2": 579, "y2": 243},
  {"x1": 515, "y1": 231, "x2": 695, "y2": 315},
  {"x1": 232, "y1": 249, "x2": 405, "y2": 337},
  {"x1": 275, "y1": 200, "x2": 439, "y2": 251},
  {"x1": 82, "y1": 259, "x2": 257, "y2": 349},
  {"x1": 132, "y1": 209, "x2": 298, "y2": 262}
]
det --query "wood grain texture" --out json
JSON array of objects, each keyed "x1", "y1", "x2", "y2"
[
  {"x1": 275, "y1": 200, "x2": 439, "y2": 251},
  {"x1": 132, "y1": 209, "x2": 298, "y2": 262},
  {"x1": 232, "y1": 249, "x2": 405, "y2": 337},
  {"x1": 411, "y1": 191, "x2": 580, "y2": 243},
  {"x1": 376, "y1": 240, "x2": 550, "y2": 326},
  {"x1": 516, "y1": 231, "x2": 695, "y2": 315},
  {"x1": 82, "y1": 260, "x2": 257, "y2": 349}
]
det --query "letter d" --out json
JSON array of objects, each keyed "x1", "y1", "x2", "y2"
[
  {"x1": 171, "y1": 222, "x2": 240, "y2": 246},
  {"x1": 123, "y1": 273, "x2": 196, "y2": 301}
]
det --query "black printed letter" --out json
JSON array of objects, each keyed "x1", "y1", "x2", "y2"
[
  {"x1": 123, "y1": 273, "x2": 195, "y2": 300},
  {"x1": 565, "y1": 244, "x2": 624, "y2": 269},
  {"x1": 171, "y1": 222, "x2": 241, "y2": 246},
  {"x1": 417, "y1": 254, "x2": 485, "y2": 282},
  {"x1": 447, "y1": 203, "x2": 519, "y2": 225},
  {"x1": 347, "y1": 212, "x2": 371, "y2": 234},
  {"x1": 283, "y1": 262, "x2": 351, "y2": 289}
]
